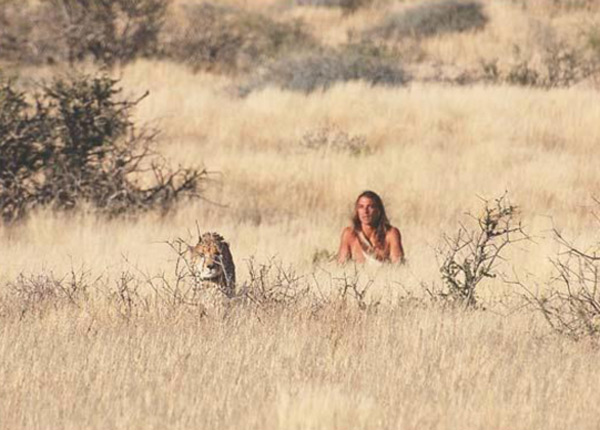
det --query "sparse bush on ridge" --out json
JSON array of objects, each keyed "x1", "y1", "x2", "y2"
[
  {"x1": 295, "y1": 0, "x2": 374, "y2": 14},
  {"x1": 161, "y1": 2, "x2": 316, "y2": 74},
  {"x1": 0, "y1": 0, "x2": 167, "y2": 65},
  {"x1": 1, "y1": 0, "x2": 314, "y2": 71},
  {"x1": 480, "y1": 44, "x2": 599, "y2": 88},
  {"x1": 240, "y1": 44, "x2": 406, "y2": 95},
  {"x1": 511, "y1": 0, "x2": 600, "y2": 12},
  {"x1": 367, "y1": 0, "x2": 487, "y2": 40},
  {"x1": 0, "y1": 74, "x2": 204, "y2": 223}
]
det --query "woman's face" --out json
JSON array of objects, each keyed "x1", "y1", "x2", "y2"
[{"x1": 356, "y1": 196, "x2": 379, "y2": 226}]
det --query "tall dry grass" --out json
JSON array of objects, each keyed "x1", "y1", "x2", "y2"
[
  {"x1": 4, "y1": 302, "x2": 600, "y2": 430},
  {"x1": 2, "y1": 0, "x2": 600, "y2": 428},
  {"x1": 5, "y1": 59, "x2": 600, "y2": 283}
]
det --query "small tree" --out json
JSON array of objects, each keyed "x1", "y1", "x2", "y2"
[
  {"x1": 0, "y1": 81, "x2": 55, "y2": 221},
  {"x1": 0, "y1": 74, "x2": 205, "y2": 223},
  {"x1": 436, "y1": 194, "x2": 528, "y2": 308}
]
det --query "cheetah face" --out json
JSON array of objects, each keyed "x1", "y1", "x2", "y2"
[
  {"x1": 189, "y1": 240, "x2": 223, "y2": 281},
  {"x1": 187, "y1": 232, "x2": 236, "y2": 297}
]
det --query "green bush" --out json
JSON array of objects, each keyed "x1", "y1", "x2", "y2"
[
  {"x1": 162, "y1": 2, "x2": 316, "y2": 74},
  {"x1": 367, "y1": 0, "x2": 487, "y2": 40},
  {"x1": 240, "y1": 44, "x2": 406, "y2": 95},
  {"x1": 0, "y1": 75, "x2": 204, "y2": 223}
]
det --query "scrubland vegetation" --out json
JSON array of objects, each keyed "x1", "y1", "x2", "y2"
[{"x1": 2, "y1": 0, "x2": 600, "y2": 429}]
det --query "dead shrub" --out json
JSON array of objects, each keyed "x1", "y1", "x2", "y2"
[
  {"x1": 434, "y1": 194, "x2": 528, "y2": 308},
  {"x1": 241, "y1": 257, "x2": 308, "y2": 308},
  {"x1": 367, "y1": 0, "x2": 487, "y2": 40},
  {"x1": 2, "y1": 249, "x2": 388, "y2": 322},
  {"x1": 0, "y1": 74, "x2": 205, "y2": 223},
  {"x1": 8, "y1": 268, "x2": 93, "y2": 317},
  {"x1": 333, "y1": 266, "x2": 374, "y2": 311},
  {"x1": 161, "y1": 2, "x2": 315, "y2": 74},
  {"x1": 300, "y1": 124, "x2": 371, "y2": 156},
  {"x1": 521, "y1": 202, "x2": 600, "y2": 341}
]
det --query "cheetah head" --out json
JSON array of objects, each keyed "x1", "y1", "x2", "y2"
[{"x1": 188, "y1": 232, "x2": 236, "y2": 294}]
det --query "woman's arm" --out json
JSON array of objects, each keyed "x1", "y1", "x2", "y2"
[
  {"x1": 337, "y1": 227, "x2": 352, "y2": 264},
  {"x1": 388, "y1": 227, "x2": 405, "y2": 264}
]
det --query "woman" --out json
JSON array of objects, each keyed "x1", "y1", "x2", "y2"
[{"x1": 337, "y1": 190, "x2": 405, "y2": 265}]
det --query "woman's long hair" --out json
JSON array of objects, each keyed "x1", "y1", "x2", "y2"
[{"x1": 352, "y1": 190, "x2": 391, "y2": 246}]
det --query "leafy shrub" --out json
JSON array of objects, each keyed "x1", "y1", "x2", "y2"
[
  {"x1": 0, "y1": 0, "x2": 167, "y2": 65},
  {"x1": 161, "y1": 2, "x2": 315, "y2": 74},
  {"x1": 0, "y1": 80, "x2": 55, "y2": 221},
  {"x1": 0, "y1": 74, "x2": 204, "y2": 223},
  {"x1": 367, "y1": 0, "x2": 487, "y2": 40},
  {"x1": 240, "y1": 44, "x2": 406, "y2": 94}
]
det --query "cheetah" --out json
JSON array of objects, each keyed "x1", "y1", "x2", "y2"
[{"x1": 189, "y1": 232, "x2": 236, "y2": 298}]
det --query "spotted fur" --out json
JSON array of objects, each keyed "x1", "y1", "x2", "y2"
[{"x1": 189, "y1": 232, "x2": 236, "y2": 298}]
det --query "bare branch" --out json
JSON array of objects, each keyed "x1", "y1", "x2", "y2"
[{"x1": 435, "y1": 193, "x2": 529, "y2": 308}]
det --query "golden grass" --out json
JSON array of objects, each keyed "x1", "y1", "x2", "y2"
[
  {"x1": 4, "y1": 57, "x2": 600, "y2": 287},
  {"x1": 2, "y1": 303, "x2": 600, "y2": 430},
  {"x1": 2, "y1": 1, "x2": 600, "y2": 428}
]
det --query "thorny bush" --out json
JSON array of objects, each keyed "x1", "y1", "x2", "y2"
[
  {"x1": 521, "y1": 201, "x2": 600, "y2": 341},
  {"x1": 434, "y1": 194, "x2": 528, "y2": 308},
  {"x1": 0, "y1": 74, "x2": 205, "y2": 223}
]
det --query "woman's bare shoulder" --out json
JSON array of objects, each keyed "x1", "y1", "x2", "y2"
[
  {"x1": 341, "y1": 226, "x2": 355, "y2": 237},
  {"x1": 386, "y1": 226, "x2": 401, "y2": 239}
]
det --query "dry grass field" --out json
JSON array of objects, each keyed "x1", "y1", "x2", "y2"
[{"x1": 2, "y1": 0, "x2": 600, "y2": 429}]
